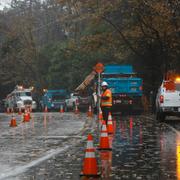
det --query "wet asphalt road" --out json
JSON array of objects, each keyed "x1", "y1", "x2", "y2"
[{"x1": 0, "y1": 112, "x2": 180, "y2": 180}]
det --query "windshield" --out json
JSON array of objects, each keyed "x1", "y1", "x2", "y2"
[
  {"x1": 17, "y1": 92, "x2": 31, "y2": 97},
  {"x1": 52, "y1": 95, "x2": 66, "y2": 101}
]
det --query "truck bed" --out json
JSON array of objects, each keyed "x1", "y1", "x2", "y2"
[{"x1": 103, "y1": 78, "x2": 142, "y2": 95}]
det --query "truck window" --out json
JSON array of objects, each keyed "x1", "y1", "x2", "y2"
[{"x1": 19, "y1": 92, "x2": 31, "y2": 96}]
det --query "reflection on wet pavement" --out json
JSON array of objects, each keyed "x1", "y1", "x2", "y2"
[{"x1": 1, "y1": 113, "x2": 180, "y2": 179}]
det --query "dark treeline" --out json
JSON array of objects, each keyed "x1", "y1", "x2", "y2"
[{"x1": 0, "y1": 0, "x2": 179, "y2": 98}]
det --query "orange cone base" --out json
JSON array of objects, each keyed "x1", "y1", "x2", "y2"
[
  {"x1": 108, "y1": 131, "x2": 114, "y2": 135},
  {"x1": 80, "y1": 172, "x2": 101, "y2": 177},
  {"x1": 10, "y1": 120, "x2": 17, "y2": 127},
  {"x1": 87, "y1": 112, "x2": 93, "y2": 117},
  {"x1": 23, "y1": 116, "x2": 30, "y2": 122},
  {"x1": 75, "y1": 110, "x2": 79, "y2": 114},
  {"x1": 97, "y1": 147, "x2": 112, "y2": 151}
]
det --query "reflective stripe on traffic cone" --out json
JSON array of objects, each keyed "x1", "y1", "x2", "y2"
[
  {"x1": 10, "y1": 113, "x2": 17, "y2": 127},
  {"x1": 107, "y1": 113, "x2": 114, "y2": 134},
  {"x1": 80, "y1": 134, "x2": 100, "y2": 177},
  {"x1": 98, "y1": 121, "x2": 112, "y2": 151},
  {"x1": 87, "y1": 105, "x2": 93, "y2": 117},
  {"x1": 60, "y1": 105, "x2": 64, "y2": 113}
]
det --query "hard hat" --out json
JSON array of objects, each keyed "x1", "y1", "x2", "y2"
[{"x1": 101, "y1": 81, "x2": 108, "y2": 86}]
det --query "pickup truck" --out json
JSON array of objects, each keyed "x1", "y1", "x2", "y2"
[
  {"x1": 156, "y1": 77, "x2": 180, "y2": 121},
  {"x1": 41, "y1": 89, "x2": 68, "y2": 111},
  {"x1": 65, "y1": 93, "x2": 79, "y2": 111}
]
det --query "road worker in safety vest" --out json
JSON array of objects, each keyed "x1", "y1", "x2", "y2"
[{"x1": 100, "y1": 81, "x2": 112, "y2": 124}]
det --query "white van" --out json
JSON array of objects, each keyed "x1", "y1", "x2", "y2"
[{"x1": 156, "y1": 78, "x2": 180, "y2": 121}]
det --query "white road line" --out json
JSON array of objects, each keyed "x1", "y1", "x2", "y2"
[
  {"x1": 0, "y1": 135, "x2": 86, "y2": 180},
  {"x1": 0, "y1": 146, "x2": 69, "y2": 180}
]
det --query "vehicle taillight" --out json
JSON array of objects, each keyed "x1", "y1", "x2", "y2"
[
  {"x1": 160, "y1": 95, "x2": 164, "y2": 103},
  {"x1": 139, "y1": 86, "x2": 143, "y2": 91},
  {"x1": 129, "y1": 100, "x2": 133, "y2": 104}
]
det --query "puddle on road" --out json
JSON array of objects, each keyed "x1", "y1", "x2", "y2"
[{"x1": 111, "y1": 115, "x2": 180, "y2": 180}]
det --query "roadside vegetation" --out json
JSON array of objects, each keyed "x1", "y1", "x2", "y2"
[{"x1": 0, "y1": 0, "x2": 179, "y2": 98}]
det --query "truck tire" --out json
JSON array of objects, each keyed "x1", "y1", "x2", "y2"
[{"x1": 156, "y1": 111, "x2": 165, "y2": 122}]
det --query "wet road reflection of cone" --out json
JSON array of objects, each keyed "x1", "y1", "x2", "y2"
[
  {"x1": 98, "y1": 121, "x2": 112, "y2": 151},
  {"x1": 80, "y1": 134, "x2": 100, "y2": 177},
  {"x1": 87, "y1": 105, "x2": 93, "y2": 117},
  {"x1": 107, "y1": 113, "x2": 114, "y2": 134},
  {"x1": 10, "y1": 113, "x2": 17, "y2": 127},
  {"x1": 100, "y1": 151, "x2": 112, "y2": 178},
  {"x1": 44, "y1": 106, "x2": 48, "y2": 113},
  {"x1": 60, "y1": 105, "x2": 64, "y2": 113}
]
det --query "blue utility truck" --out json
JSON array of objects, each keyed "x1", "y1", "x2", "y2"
[
  {"x1": 101, "y1": 65, "x2": 143, "y2": 112},
  {"x1": 41, "y1": 89, "x2": 68, "y2": 111}
]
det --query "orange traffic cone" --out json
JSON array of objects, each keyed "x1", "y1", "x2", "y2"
[
  {"x1": 74, "y1": 104, "x2": 79, "y2": 114},
  {"x1": 87, "y1": 105, "x2": 93, "y2": 117},
  {"x1": 107, "y1": 113, "x2": 114, "y2": 134},
  {"x1": 6, "y1": 107, "x2": 10, "y2": 114},
  {"x1": 98, "y1": 121, "x2": 112, "y2": 151},
  {"x1": 80, "y1": 134, "x2": 100, "y2": 177},
  {"x1": 23, "y1": 110, "x2": 30, "y2": 122},
  {"x1": 60, "y1": 105, "x2": 64, "y2": 113},
  {"x1": 18, "y1": 107, "x2": 22, "y2": 115},
  {"x1": 44, "y1": 106, "x2": 48, "y2": 113},
  {"x1": 10, "y1": 114, "x2": 17, "y2": 127}
]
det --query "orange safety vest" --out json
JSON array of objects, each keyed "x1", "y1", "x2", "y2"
[{"x1": 101, "y1": 89, "x2": 112, "y2": 107}]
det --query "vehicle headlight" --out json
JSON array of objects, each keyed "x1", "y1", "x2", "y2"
[{"x1": 32, "y1": 101, "x2": 36, "y2": 104}]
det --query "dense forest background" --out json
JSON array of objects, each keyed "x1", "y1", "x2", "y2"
[{"x1": 0, "y1": 0, "x2": 179, "y2": 98}]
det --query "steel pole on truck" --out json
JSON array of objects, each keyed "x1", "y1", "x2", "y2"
[{"x1": 94, "y1": 63, "x2": 104, "y2": 131}]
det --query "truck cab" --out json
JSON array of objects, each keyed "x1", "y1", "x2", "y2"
[
  {"x1": 156, "y1": 76, "x2": 180, "y2": 121},
  {"x1": 41, "y1": 89, "x2": 68, "y2": 111}
]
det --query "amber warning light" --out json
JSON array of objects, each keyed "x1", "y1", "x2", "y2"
[{"x1": 175, "y1": 77, "x2": 180, "y2": 83}]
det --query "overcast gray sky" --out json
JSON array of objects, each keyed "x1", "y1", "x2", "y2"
[{"x1": 0, "y1": 0, "x2": 11, "y2": 10}]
